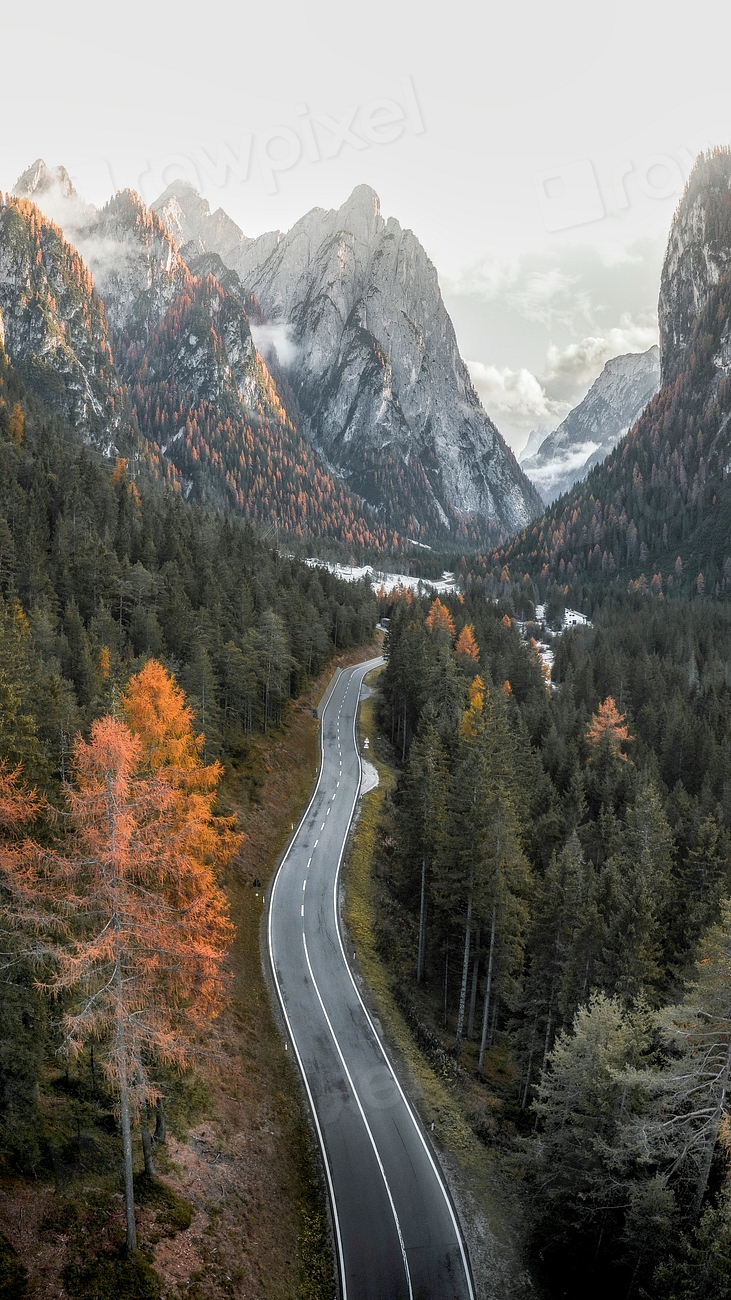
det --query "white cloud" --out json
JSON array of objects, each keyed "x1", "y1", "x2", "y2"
[
  {"x1": 467, "y1": 359, "x2": 568, "y2": 429},
  {"x1": 250, "y1": 322, "x2": 299, "y2": 367},
  {"x1": 541, "y1": 315, "x2": 658, "y2": 397}
]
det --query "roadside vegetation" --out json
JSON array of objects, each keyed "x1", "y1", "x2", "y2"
[{"x1": 361, "y1": 586, "x2": 731, "y2": 1300}]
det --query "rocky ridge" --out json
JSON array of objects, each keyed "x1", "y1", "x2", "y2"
[
  {"x1": 152, "y1": 181, "x2": 541, "y2": 538},
  {"x1": 521, "y1": 346, "x2": 661, "y2": 503}
]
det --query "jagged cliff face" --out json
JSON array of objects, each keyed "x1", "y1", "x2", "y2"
[
  {"x1": 153, "y1": 182, "x2": 541, "y2": 537},
  {"x1": 659, "y1": 149, "x2": 731, "y2": 384},
  {"x1": 14, "y1": 163, "x2": 191, "y2": 340},
  {"x1": 0, "y1": 195, "x2": 130, "y2": 454},
  {"x1": 522, "y1": 346, "x2": 660, "y2": 503}
]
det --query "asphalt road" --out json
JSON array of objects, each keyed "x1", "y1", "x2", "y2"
[{"x1": 268, "y1": 658, "x2": 474, "y2": 1300}]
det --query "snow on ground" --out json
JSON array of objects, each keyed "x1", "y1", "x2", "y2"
[
  {"x1": 531, "y1": 605, "x2": 591, "y2": 681},
  {"x1": 305, "y1": 559, "x2": 458, "y2": 596}
]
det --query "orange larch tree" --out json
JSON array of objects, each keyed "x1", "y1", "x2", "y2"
[
  {"x1": 425, "y1": 597, "x2": 455, "y2": 640},
  {"x1": 455, "y1": 624, "x2": 480, "y2": 662},
  {"x1": 585, "y1": 696, "x2": 634, "y2": 762},
  {"x1": 0, "y1": 714, "x2": 237, "y2": 1252}
]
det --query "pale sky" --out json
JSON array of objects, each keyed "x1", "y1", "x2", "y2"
[{"x1": 3, "y1": 0, "x2": 731, "y2": 452}]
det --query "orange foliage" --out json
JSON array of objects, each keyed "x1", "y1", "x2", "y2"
[
  {"x1": 460, "y1": 675, "x2": 485, "y2": 738},
  {"x1": 122, "y1": 659, "x2": 242, "y2": 870},
  {"x1": 585, "y1": 697, "x2": 634, "y2": 761},
  {"x1": 0, "y1": 761, "x2": 39, "y2": 837},
  {"x1": 455, "y1": 624, "x2": 480, "y2": 662},
  {"x1": 425, "y1": 597, "x2": 455, "y2": 639},
  {"x1": 1, "y1": 715, "x2": 236, "y2": 1098}
]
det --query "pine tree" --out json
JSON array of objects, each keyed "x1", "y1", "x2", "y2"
[{"x1": 399, "y1": 711, "x2": 449, "y2": 983}]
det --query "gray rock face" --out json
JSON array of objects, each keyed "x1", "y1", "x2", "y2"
[
  {"x1": 13, "y1": 164, "x2": 191, "y2": 341},
  {"x1": 659, "y1": 153, "x2": 731, "y2": 384},
  {"x1": 522, "y1": 347, "x2": 661, "y2": 503},
  {"x1": 0, "y1": 193, "x2": 129, "y2": 454},
  {"x1": 153, "y1": 182, "x2": 540, "y2": 535}
]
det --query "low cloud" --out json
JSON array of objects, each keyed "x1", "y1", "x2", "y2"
[
  {"x1": 444, "y1": 233, "x2": 664, "y2": 453},
  {"x1": 542, "y1": 316, "x2": 659, "y2": 399},
  {"x1": 467, "y1": 359, "x2": 569, "y2": 432},
  {"x1": 250, "y1": 322, "x2": 299, "y2": 368}
]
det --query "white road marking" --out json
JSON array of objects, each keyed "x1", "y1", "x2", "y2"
[
  {"x1": 307, "y1": 857, "x2": 312, "y2": 869},
  {"x1": 270, "y1": 658, "x2": 474, "y2": 1300},
  {"x1": 303, "y1": 880, "x2": 307, "y2": 891},
  {"x1": 303, "y1": 931, "x2": 413, "y2": 1300},
  {"x1": 314, "y1": 839, "x2": 318, "y2": 847},
  {"x1": 301, "y1": 905, "x2": 304, "y2": 917},
  {"x1": 320, "y1": 822, "x2": 325, "y2": 831},
  {"x1": 327, "y1": 807, "x2": 330, "y2": 815}
]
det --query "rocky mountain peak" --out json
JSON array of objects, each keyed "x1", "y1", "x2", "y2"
[
  {"x1": 14, "y1": 158, "x2": 76, "y2": 202},
  {"x1": 151, "y1": 181, "x2": 250, "y2": 268},
  {"x1": 152, "y1": 180, "x2": 540, "y2": 537},
  {"x1": 334, "y1": 183, "x2": 383, "y2": 242},
  {"x1": 659, "y1": 147, "x2": 731, "y2": 384}
]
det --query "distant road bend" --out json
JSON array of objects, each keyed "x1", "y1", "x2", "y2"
[{"x1": 268, "y1": 657, "x2": 474, "y2": 1300}]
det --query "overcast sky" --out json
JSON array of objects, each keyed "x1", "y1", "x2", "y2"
[{"x1": 3, "y1": 0, "x2": 731, "y2": 452}]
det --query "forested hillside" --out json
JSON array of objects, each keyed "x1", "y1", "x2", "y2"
[
  {"x1": 0, "y1": 344, "x2": 377, "y2": 788},
  {"x1": 372, "y1": 585, "x2": 731, "y2": 1299},
  {"x1": 478, "y1": 148, "x2": 731, "y2": 610},
  {"x1": 0, "y1": 188, "x2": 398, "y2": 553}
]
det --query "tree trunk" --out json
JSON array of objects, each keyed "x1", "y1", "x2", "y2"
[
  {"x1": 478, "y1": 901, "x2": 497, "y2": 1077},
  {"x1": 455, "y1": 875, "x2": 474, "y2": 1054},
  {"x1": 467, "y1": 929, "x2": 481, "y2": 1040},
  {"x1": 141, "y1": 1124, "x2": 155, "y2": 1176},
  {"x1": 521, "y1": 1012, "x2": 539, "y2": 1109},
  {"x1": 118, "y1": 1048, "x2": 137, "y2": 1251},
  {"x1": 694, "y1": 1035, "x2": 731, "y2": 1217},
  {"x1": 417, "y1": 857, "x2": 427, "y2": 984},
  {"x1": 153, "y1": 1098, "x2": 167, "y2": 1144}
]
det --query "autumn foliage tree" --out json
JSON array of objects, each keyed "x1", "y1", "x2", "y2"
[
  {"x1": 0, "y1": 685, "x2": 238, "y2": 1251},
  {"x1": 585, "y1": 697, "x2": 634, "y2": 762}
]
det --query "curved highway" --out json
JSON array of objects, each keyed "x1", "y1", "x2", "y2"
[{"x1": 268, "y1": 657, "x2": 474, "y2": 1300}]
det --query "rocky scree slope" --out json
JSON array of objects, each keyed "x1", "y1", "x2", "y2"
[
  {"x1": 153, "y1": 181, "x2": 541, "y2": 542},
  {"x1": 489, "y1": 147, "x2": 731, "y2": 602},
  {"x1": 521, "y1": 346, "x2": 660, "y2": 503}
]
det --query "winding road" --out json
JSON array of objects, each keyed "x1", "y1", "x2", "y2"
[{"x1": 268, "y1": 657, "x2": 474, "y2": 1300}]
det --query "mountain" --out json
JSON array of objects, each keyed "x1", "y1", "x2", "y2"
[
  {"x1": 0, "y1": 192, "x2": 134, "y2": 456},
  {"x1": 519, "y1": 425, "x2": 553, "y2": 463},
  {"x1": 521, "y1": 347, "x2": 660, "y2": 503},
  {"x1": 486, "y1": 148, "x2": 731, "y2": 605},
  {"x1": 9, "y1": 165, "x2": 396, "y2": 548},
  {"x1": 152, "y1": 181, "x2": 541, "y2": 540}
]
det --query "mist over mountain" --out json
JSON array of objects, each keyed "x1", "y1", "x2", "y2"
[
  {"x1": 153, "y1": 180, "x2": 541, "y2": 538},
  {"x1": 8, "y1": 162, "x2": 540, "y2": 549},
  {"x1": 521, "y1": 346, "x2": 660, "y2": 503},
  {"x1": 487, "y1": 148, "x2": 731, "y2": 605}
]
